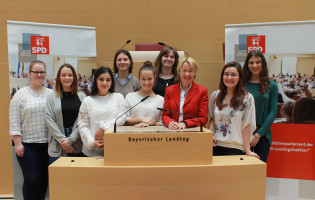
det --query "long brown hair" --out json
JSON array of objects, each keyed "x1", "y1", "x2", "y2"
[
  {"x1": 216, "y1": 62, "x2": 247, "y2": 110},
  {"x1": 243, "y1": 50, "x2": 270, "y2": 94},
  {"x1": 154, "y1": 46, "x2": 179, "y2": 81},
  {"x1": 55, "y1": 64, "x2": 78, "y2": 97}
]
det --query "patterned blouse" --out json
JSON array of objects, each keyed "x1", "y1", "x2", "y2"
[{"x1": 209, "y1": 90, "x2": 256, "y2": 151}]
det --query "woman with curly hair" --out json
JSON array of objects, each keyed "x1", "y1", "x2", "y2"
[{"x1": 243, "y1": 50, "x2": 278, "y2": 162}]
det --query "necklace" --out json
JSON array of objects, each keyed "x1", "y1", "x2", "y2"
[{"x1": 164, "y1": 79, "x2": 170, "y2": 87}]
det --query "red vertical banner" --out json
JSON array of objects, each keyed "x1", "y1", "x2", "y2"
[
  {"x1": 247, "y1": 35, "x2": 265, "y2": 53},
  {"x1": 267, "y1": 123, "x2": 315, "y2": 180},
  {"x1": 31, "y1": 35, "x2": 50, "y2": 54}
]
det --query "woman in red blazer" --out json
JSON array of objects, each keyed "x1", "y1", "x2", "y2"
[{"x1": 162, "y1": 57, "x2": 209, "y2": 129}]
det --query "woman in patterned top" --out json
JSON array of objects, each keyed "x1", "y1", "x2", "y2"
[
  {"x1": 208, "y1": 62, "x2": 259, "y2": 158},
  {"x1": 9, "y1": 60, "x2": 52, "y2": 200}
]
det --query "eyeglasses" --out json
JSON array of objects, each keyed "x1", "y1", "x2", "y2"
[{"x1": 30, "y1": 71, "x2": 46, "y2": 76}]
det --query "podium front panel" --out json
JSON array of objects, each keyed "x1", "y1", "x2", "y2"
[
  {"x1": 104, "y1": 126, "x2": 212, "y2": 166},
  {"x1": 49, "y1": 156, "x2": 266, "y2": 200}
]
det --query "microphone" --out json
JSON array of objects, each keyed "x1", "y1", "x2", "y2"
[
  {"x1": 113, "y1": 95, "x2": 150, "y2": 133},
  {"x1": 157, "y1": 107, "x2": 203, "y2": 132},
  {"x1": 157, "y1": 42, "x2": 189, "y2": 57},
  {"x1": 118, "y1": 40, "x2": 131, "y2": 51},
  {"x1": 158, "y1": 42, "x2": 166, "y2": 46}
]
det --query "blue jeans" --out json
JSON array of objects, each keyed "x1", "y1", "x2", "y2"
[{"x1": 16, "y1": 143, "x2": 49, "y2": 200}]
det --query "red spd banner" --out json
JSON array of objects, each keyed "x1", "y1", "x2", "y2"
[
  {"x1": 267, "y1": 123, "x2": 315, "y2": 180},
  {"x1": 247, "y1": 35, "x2": 265, "y2": 53},
  {"x1": 31, "y1": 36, "x2": 49, "y2": 54}
]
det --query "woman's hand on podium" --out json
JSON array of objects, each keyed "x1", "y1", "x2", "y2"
[
  {"x1": 246, "y1": 150, "x2": 260, "y2": 159},
  {"x1": 134, "y1": 122, "x2": 150, "y2": 128},
  {"x1": 178, "y1": 122, "x2": 186, "y2": 129},
  {"x1": 141, "y1": 117, "x2": 156, "y2": 126},
  {"x1": 168, "y1": 121, "x2": 180, "y2": 130}
]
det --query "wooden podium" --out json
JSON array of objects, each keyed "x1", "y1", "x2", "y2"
[{"x1": 49, "y1": 126, "x2": 266, "y2": 200}]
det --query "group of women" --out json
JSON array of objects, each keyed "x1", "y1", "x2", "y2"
[{"x1": 9, "y1": 48, "x2": 277, "y2": 200}]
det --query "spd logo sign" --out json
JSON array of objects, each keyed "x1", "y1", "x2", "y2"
[
  {"x1": 247, "y1": 35, "x2": 265, "y2": 53},
  {"x1": 31, "y1": 36, "x2": 49, "y2": 54}
]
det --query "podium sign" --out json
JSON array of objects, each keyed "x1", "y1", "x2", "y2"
[{"x1": 104, "y1": 126, "x2": 212, "y2": 166}]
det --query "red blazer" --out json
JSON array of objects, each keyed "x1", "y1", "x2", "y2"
[{"x1": 162, "y1": 82, "x2": 209, "y2": 128}]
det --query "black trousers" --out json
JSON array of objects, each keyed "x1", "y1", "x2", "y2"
[
  {"x1": 16, "y1": 143, "x2": 49, "y2": 200},
  {"x1": 213, "y1": 146, "x2": 245, "y2": 156},
  {"x1": 251, "y1": 135, "x2": 271, "y2": 163}
]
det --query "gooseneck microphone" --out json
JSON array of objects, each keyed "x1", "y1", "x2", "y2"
[
  {"x1": 118, "y1": 40, "x2": 131, "y2": 51},
  {"x1": 157, "y1": 42, "x2": 190, "y2": 58},
  {"x1": 157, "y1": 107, "x2": 203, "y2": 132},
  {"x1": 158, "y1": 42, "x2": 166, "y2": 46},
  {"x1": 113, "y1": 95, "x2": 150, "y2": 133}
]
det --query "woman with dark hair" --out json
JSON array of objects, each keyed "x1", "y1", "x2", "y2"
[
  {"x1": 208, "y1": 62, "x2": 258, "y2": 158},
  {"x1": 162, "y1": 57, "x2": 208, "y2": 129},
  {"x1": 45, "y1": 64, "x2": 86, "y2": 164},
  {"x1": 78, "y1": 66, "x2": 127, "y2": 157},
  {"x1": 153, "y1": 46, "x2": 179, "y2": 97},
  {"x1": 243, "y1": 50, "x2": 278, "y2": 162},
  {"x1": 292, "y1": 98, "x2": 315, "y2": 124},
  {"x1": 10, "y1": 60, "x2": 52, "y2": 200},
  {"x1": 113, "y1": 49, "x2": 141, "y2": 97},
  {"x1": 125, "y1": 61, "x2": 164, "y2": 127}
]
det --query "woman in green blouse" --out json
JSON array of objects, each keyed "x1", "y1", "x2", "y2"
[{"x1": 243, "y1": 50, "x2": 278, "y2": 162}]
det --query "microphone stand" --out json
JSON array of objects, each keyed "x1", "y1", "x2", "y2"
[{"x1": 118, "y1": 40, "x2": 131, "y2": 51}]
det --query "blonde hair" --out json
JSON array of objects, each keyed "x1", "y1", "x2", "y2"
[{"x1": 178, "y1": 57, "x2": 198, "y2": 79}]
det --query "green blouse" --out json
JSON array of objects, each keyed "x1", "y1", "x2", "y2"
[{"x1": 245, "y1": 80, "x2": 278, "y2": 144}]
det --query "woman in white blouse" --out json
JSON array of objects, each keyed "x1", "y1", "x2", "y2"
[
  {"x1": 78, "y1": 67, "x2": 127, "y2": 157},
  {"x1": 125, "y1": 61, "x2": 164, "y2": 127},
  {"x1": 9, "y1": 60, "x2": 52, "y2": 200},
  {"x1": 208, "y1": 62, "x2": 259, "y2": 158}
]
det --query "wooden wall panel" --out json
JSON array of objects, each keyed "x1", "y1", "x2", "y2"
[{"x1": 149, "y1": 0, "x2": 225, "y2": 62}]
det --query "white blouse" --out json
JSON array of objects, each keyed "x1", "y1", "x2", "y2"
[
  {"x1": 9, "y1": 86, "x2": 52, "y2": 143},
  {"x1": 78, "y1": 93, "x2": 127, "y2": 157},
  {"x1": 125, "y1": 92, "x2": 164, "y2": 125},
  {"x1": 209, "y1": 90, "x2": 256, "y2": 151}
]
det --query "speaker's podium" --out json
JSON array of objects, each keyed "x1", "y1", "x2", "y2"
[{"x1": 49, "y1": 126, "x2": 266, "y2": 200}]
